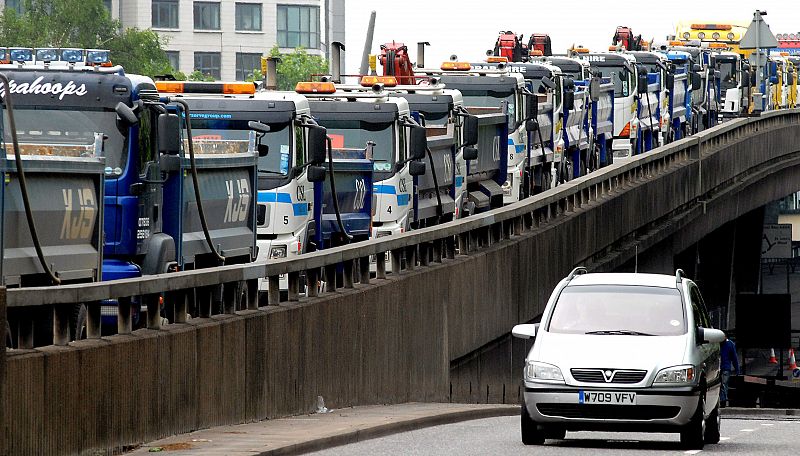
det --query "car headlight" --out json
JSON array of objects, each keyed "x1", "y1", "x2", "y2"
[
  {"x1": 524, "y1": 361, "x2": 565, "y2": 383},
  {"x1": 653, "y1": 365, "x2": 695, "y2": 385},
  {"x1": 269, "y1": 245, "x2": 287, "y2": 259}
]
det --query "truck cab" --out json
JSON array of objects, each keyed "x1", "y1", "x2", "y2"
[
  {"x1": 386, "y1": 81, "x2": 478, "y2": 225},
  {"x1": 714, "y1": 50, "x2": 749, "y2": 119},
  {"x1": 579, "y1": 53, "x2": 639, "y2": 158},
  {"x1": 627, "y1": 51, "x2": 670, "y2": 149}
]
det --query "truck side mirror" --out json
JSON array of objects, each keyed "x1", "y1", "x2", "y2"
[
  {"x1": 525, "y1": 119, "x2": 538, "y2": 132},
  {"x1": 692, "y1": 63, "x2": 701, "y2": 73},
  {"x1": 409, "y1": 124, "x2": 427, "y2": 160},
  {"x1": 157, "y1": 113, "x2": 181, "y2": 155},
  {"x1": 770, "y1": 75, "x2": 779, "y2": 84},
  {"x1": 116, "y1": 102, "x2": 138, "y2": 126},
  {"x1": 307, "y1": 164, "x2": 326, "y2": 183},
  {"x1": 563, "y1": 90, "x2": 575, "y2": 111},
  {"x1": 525, "y1": 93, "x2": 538, "y2": 120},
  {"x1": 409, "y1": 160, "x2": 426, "y2": 176},
  {"x1": 589, "y1": 77, "x2": 601, "y2": 101},
  {"x1": 637, "y1": 66, "x2": 648, "y2": 94},
  {"x1": 691, "y1": 72, "x2": 702, "y2": 91},
  {"x1": 789, "y1": 73, "x2": 796, "y2": 86},
  {"x1": 463, "y1": 114, "x2": 479, "y2": 146},
  {"x1": 665, "y1": 73, "x2": 675, "y2": 91},
  {"x1": 463, "y1": 146, "x2": 478, "y2": 161},
  {"x1": 307, "y1": 125, "x2": 328, "y2": 165}
]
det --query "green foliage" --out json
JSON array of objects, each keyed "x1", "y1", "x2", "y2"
[
  {"x1": 0, "y1": 0, "x2": 171, "y2": 77},
  {"x1": 245, "y1": 69, "x2": 263, "y2": 83},
  {"x1": 268, "y1": 46, "x2": 329, "y2": 91},
  {"x1": 188, "y1": 70, "x2": 215, "y2": 82}
]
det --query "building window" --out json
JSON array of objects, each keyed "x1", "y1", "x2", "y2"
[
  {"x1": 235, "y1": 3, "x2": 262, "y2": 31},
  {"x1": 194, "y1": 2, "x2": 220, "y2": 30},
  {"x1": 152, "y1": 0, "x2": 178, "y2": 28},
  {"x1": 5, "y1": 0, "x2": 24, "y2": 14},
  {"x1": 104, "y1": 0, "x2": 112, "y2": 12},
  {"x1": 194, "y1": 52, "x2": 221, "y2": 79},
  {"x1": 236, "y1": 53, "x2": 262, "y2": 81},
  {"x1": 165, "y1": 51, "x2": 180, "y2": 71},
  {"x1": 277, "y1": 5, "x2": 319, "y2": 49}
]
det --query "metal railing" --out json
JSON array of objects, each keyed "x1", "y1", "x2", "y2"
[{"x1": 6, "y1": 109, "x2": 800, "y2": 349}]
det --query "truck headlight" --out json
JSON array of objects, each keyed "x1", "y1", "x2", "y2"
[
  {"x1": 653, "y1": 365, "x2": 695, "y2": 385},
  {"x1": 269, "y1": 245, "x2": 287, "y2": 259},
  {"x1": 524, "y1": 361, "x2": 564, "y2": 383}
]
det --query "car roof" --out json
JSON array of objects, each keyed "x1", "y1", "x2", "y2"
[{"x1": 567, "y1": 273, "x2": 680, "y2": 289}]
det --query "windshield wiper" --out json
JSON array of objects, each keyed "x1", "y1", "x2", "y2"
[
  {"x1": 585, "y1": 330, "x2": 655, "y2": 336},
  {"x1": 258, "y1": 169, "x2": 286, "y2": 176}
]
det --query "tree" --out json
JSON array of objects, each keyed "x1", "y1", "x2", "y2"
[
  {"x1": 0, "y1": 0, "x2": 173, "y2": 77},
  {"x1": 268, "y1": 46, "x2": 329, "y2": 91}
]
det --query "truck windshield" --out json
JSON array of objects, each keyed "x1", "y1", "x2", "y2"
[
  {"x1": 718, "y1": 60, "x2": 738, "y2": 91},
  {"x1": 548, "y1": 285, "x2": 686, "y2": 336},
  {"x1": 594, "y1": 66, "x2": 630, "y2": 98},
  {"x1": 418, "y1": 111, "x2": 449, "y2": 126},
  {"x1": 320, "y1": 119, "x2": 394, "y2": 169},
  {"x1": 3, "y1": 107, "x2": 125, "y2": 168},
  {"x1": 189, "y1": 116, "x2": 290, "y2": 175},
  {"x1": 459, "y1": 89, "x2": 515, "y2": 129}
]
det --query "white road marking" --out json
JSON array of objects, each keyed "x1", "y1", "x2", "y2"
[
  {"x1": 720, "y1": 437, "x2": 731, "y2": 441},
  {"x1": 761, "y1": 423, "x2": 774, "y2": 426},
  {"x1": 740, "y1": 429, "x2": 755, "y2": 432},
  {"x1": 684, "y1": 450, "x2": 702, "y2": 454}
]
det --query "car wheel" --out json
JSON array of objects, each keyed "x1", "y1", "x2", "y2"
[
  {"x1": 521, "y1": 403, "x2": 545, "y2": 445},
  {"x1": 705, "y1": 401, "x2": 721, "y2": 444},
  {"x1": 680, "y1": 390, "x2": 706, "y2": 450}
]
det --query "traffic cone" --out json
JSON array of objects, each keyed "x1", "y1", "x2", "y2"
[
  {"x1": 789, "y1": 349, "x2": 798, "y2": 370},
  {"x1": 769, "y1": 348, "x2": 778, "y2": 364}
]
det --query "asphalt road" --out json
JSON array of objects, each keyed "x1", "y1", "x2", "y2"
[{"x1": 308, "y1": 415, "x2": 800, "y2": 455}]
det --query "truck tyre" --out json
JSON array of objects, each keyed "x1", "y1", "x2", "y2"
[
  {"x1": 680, "y1": 389, "x2": 706, "y2": 450},
  {"x1": 705, "y1": 402, "x2": 721, "y2": 444},
  {"x1": 521, "y1": 402, "x2": 545, "y2": 445}
]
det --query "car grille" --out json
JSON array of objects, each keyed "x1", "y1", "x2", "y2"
[
  {"x1": 571, "y1": 369, "x2": 647, "y2": 384},
  {"x1": 537, "y1": 404, "x2": 680, "y2": 420}
]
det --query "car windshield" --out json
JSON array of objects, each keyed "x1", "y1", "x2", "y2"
[
  {"x1": 548, "y1": 285, "x2": 686, "y2": 336},
  {"x1": 319, "y1": 119, "x2": 394, "y2": 170},
  {"x1": 459, "y1": 89, "x2": 516, "y2": 129},
  {"x1": 718, "y1": 60, "x2": 738, "y2": 91},
  {"x1": 3, "y1": 107, "x2": 125, "y2": 168},
  {"x1": 594, "y1": 65, "x2": 630, "y2": 97}
]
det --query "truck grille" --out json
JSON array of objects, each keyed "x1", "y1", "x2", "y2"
[
  {"x1": 571, "y1": 369, "x2": 647, "y2": 384},
  {"x1": 537, "y1": 404, "x2": 680, "y2": 420}
]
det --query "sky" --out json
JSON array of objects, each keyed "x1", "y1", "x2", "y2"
[{"x1": 341, "y1": 0, "x2": 799, "y2": 73}]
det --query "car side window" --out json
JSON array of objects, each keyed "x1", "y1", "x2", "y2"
[{"x1": 689, "y1": 286, "x2": 711, "y2": 328}]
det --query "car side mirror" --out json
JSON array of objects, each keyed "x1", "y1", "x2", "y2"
[
  {"x1": 563, "y1": 90, "x2": 575, "y2": 111},
  {"x1": 696, "y1": 327, "x2": 726, "y2": 345},
  {"x1": 525, "y1": 93, "x2": 538, "y2": 120},
  {"x1": 463, "y1": 146, "x2": 478, "y2": 161},
  {"x1": 512, "y1": 323, "x2": 539, "y2": 339},
  {"x1": 157, "y1": 113, "x2": 181, "y2": 155},
  {"x1": 307, "y1": 164, "x2": 326, "y2": 183},
  {"x1": 409, "y1": 124, "x2": 427, "y2": 161},
  {"x1": 116, "y1": 102, "x2": 138, "y2": 126},
  {"x1": 409, "y1": 160, "x2": 425, "y2": 176},
  {"x1": 462, "y1": 114, "x2": 479, "y2": 147},
  {"x1": 307, "y1": 125, "x2": 328, "y2": 165}
]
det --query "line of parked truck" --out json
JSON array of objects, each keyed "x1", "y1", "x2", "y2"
[{"x1": 1, "y1": 27, "x2": 797, "y2": 345}]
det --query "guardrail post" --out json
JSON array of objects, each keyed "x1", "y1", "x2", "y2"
[
  {"x1": 118, "y1": 296, "x2": 133, "y2": 335},
  {"x1": 459, "y1": 233, "x2": 469, "y2": 254},
  {"x1": 197, "y1": 287, "x2": 212, "y2": 318},
  {"x1": 433, "y1": 239, "x2": 443, "y2": 263},
  {"x1": 169, "y1": 291, "x2": 188, "y2": 323},
  {"x1": 376, "y1": 252, "x2": 387, "y2": 279},
  {"x1": 86, "y1": 301, "x2": 101, "y2": 338},
  {"x1": 146, "y1": 294, "x2": 161, "y2": 330},
  {"x1": 359, "y1": 256, "x2": 370, "y2": 284},
  {"x1": 288, "y1": 272, "x2": 300, "y2": 301},
  {"x1": 391, "y1": 249, "x2": 403, "y2": 274},
  {"x1": 420, "y1": 243, "x2": 430, "y2": 267},
  {"x1": 343, "y1": 261, "x2": 354, "y2": 288},
  {"x1": 246, "y1": 280, "x2": 259, "y2": 310},
  {"x1": 324, "y1": 264, "x2": 337, "y2": 292},
  {"x1": 306, "y1": 268, "x2": 319, "y2": 298},
  {"x1": 52, "y1": 304, "x2": 70, "y2": 346},
  {"x1": 268, "y1": 276, "x2": 281, "y2": 304},
  {"x1": 446, "y1": 236, "x2": 456, "y2": 259},
  {"x1": 223, "y1": 283, "x2": 236, "y2": 314}
]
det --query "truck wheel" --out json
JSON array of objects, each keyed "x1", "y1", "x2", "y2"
[
  {"x1": 521, "y1": 402, "x2": 544, "y2": 445},
  {"x1": 680, "y1": 390, "x2": 706, "y2": 450}
]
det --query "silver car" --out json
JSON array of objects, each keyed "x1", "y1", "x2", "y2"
[{"x1": 512, "y1": 268, "x2": 725, "y2": 450}]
